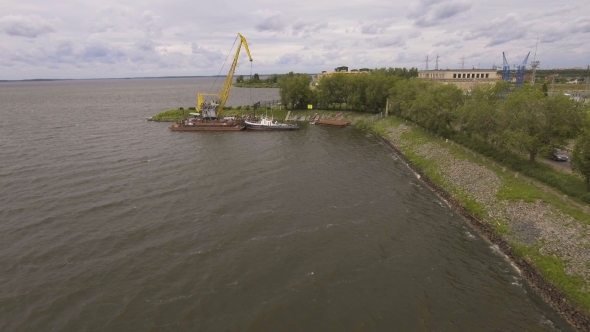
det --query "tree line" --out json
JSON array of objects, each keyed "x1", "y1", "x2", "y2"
[
  {"x1": 278, "y1": 67, "x2": 418, "y2": 111},
  {"x1": 279, "y1": 69, "x2": 590, "y2": 192},
  {"x1": 234, "y1": 74, "x2": 279, "y2": 88}
]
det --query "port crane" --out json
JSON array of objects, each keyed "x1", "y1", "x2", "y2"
[
  {"x1": 515, "y1": 52, "x2": 530, "y2": 87},
  {"x1": 198, "y1": 33, "x2": 253, "y2": 118}
]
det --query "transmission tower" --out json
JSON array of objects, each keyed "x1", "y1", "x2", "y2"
[
  {"x1": 530, "y1": 38, "x2": 540, "y2": 85},
  {"x1": 435, "y1": 54, "x2": 439, "y2": 70},
  {"x1": 460, "y1": 55, "x2": 466, "y2": 69},
  {"x1": 425, "y1": 55, "x2": 429, "y2": 70}
]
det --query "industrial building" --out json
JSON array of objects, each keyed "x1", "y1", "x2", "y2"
[{"x1": 418, "y1": 69, "x2": 500, "y2": 90}]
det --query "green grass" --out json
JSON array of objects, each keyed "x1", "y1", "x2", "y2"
[
  {"x1": 399, "y1": 128, "x2": 490, "y2": 220},
  {"x1": 513, "y1": 243, "x2": 590, "y2": 312},
  {"x1": 149, "y1": 109, "x2": 187, "y2": 121},
  {"x1": 150, "y1": 108, "x2": 370, "y2": 123},
  {"x1": 492, "y1": 217, "x2": 511, "y2": 235},
  {"x1": 497, "y1": 174, "x2": 546, "y2": 202},
  {"x1": 359, "y1": 116, "x2": 590, "y2": 313}
]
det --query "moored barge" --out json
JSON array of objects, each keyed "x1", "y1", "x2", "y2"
[{"x1": 170, "y1": 119, "x2": 245, "y2": 131}]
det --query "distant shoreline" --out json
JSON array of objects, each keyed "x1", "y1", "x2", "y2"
[
  {"x1": 0, "y1": 76, "x2": 215, "y2": 83},
  {"x1": 0, "y1": 74, "x2": 293, "y2": 83}
]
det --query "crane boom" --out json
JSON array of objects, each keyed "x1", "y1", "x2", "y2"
[
  {"x1": 515, "y1": 52, "x2": 530, "y2": 87},
  {"x1": 216, "y1": 33, "x2": 253, "y2": 118},
  {"x1": 502, "y1": 52, "x2": 511, "y2": 82}
]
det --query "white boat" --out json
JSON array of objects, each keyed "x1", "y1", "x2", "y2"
[{"x1": 245, "y1": 117, "x2": 299, "y2": 131}]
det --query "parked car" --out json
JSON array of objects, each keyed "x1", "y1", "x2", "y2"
[{"x1": 552, "y1": 151, "x2": 569, "y2": 161}]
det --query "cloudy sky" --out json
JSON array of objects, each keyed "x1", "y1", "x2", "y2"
[{"x1": 1, "y1": 0, "x2": 589, "y2": 80}]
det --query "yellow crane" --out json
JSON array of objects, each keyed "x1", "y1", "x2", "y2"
[{"x1": 198, "y1": 33, "x2": 253, "y2": 118}]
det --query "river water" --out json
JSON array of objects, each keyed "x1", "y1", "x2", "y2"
[{"x1": 0, "y1": 78, "x2": 573, "y2": 331}]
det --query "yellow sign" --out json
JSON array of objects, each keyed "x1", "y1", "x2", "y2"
[{"x1": 307, "y1": 104, "x2": 313, "y2": 109}]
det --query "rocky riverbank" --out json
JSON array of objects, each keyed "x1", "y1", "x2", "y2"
[{"x1": 379, "y1": 121, "x2": 590, "y2": 332}]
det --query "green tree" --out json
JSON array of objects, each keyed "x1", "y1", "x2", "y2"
[
  {"x1": 388, "y1": 79, "x2": 432, "y2": 119},
  {"x1": 266, "y1": 74, "x2": 279, "y2": 84},
  {"x1": 410, "y1": 84, "x2": 464, "y2": 136},
  {"x1": 316, "y1": 73, "x2": 348, "y2": 109},
  {"x1": 236, "y1": 75, "x2": 244, "y2": 83},
  {"x1": 365, "y1": 72, "x2": 399, "y2": 111},
  {"x1": 457, "y1": 83, "x2": 508, "y2": 147},
  {"x1": 345, "y1": 74, "x2": 368, "y2": 111},
  {"x1": 500, "y1": 85, "x2": 582, "y2": 164},
  {"x1": 571, "y1": 132, "x2": 590, "y2": 190},
  {"x1": 278, "y1": 73, "x2": 314, "y2": 109}
]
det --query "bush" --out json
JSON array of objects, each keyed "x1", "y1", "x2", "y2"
[{"x1": 581, "y1": 193, "x2": 590, "y2": 204}]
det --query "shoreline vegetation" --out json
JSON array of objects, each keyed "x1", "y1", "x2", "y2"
[
  {"x1": 152, "y1": 67, "x2": 590, "y2": 330},
  {"x1": 361, "y1": 116, "x2": 590, "y2": 331},
  {"x1": 232, "y1": 73, "x2": 279, "y2": 88}
]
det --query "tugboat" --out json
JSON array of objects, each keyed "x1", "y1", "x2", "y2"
[{"x1": 245, "y1": 116, "x2": 299, "y2": 131}]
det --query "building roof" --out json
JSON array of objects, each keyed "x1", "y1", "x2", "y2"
[{"x1": 419, "y1": 69, "x2": 498, "y2": 72}]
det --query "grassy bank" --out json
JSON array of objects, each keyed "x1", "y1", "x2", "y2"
[
  {"x1": 149, "y1": 108, "x2": 369, "y2": 122},
  {"x1": 359, "y1": 116, "x2": 590, "y2": 329}
]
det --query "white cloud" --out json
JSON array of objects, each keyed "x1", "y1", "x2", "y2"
[
  {"x1": 0, "y1": 15, "x2": 56, "y2": 38},
  {"x1": 254, "y1": 10, "x2": 285, "y2": 33},
  {"x1": 0, "y1": 0, "x2": 589, "y2": 79},
  {"x1": 369, "y1": 35, "x2": 406, "y2": 48},
  {"x1": 464, "y1": 14, "x2": 528, "y2": 47},
  {"x1": 190, "y1": 43, "x2": 223, "y2": 65},
  {"x1": 408, "y1": 0, "x2": 471, "y2": 27},
  {"x1": 140, "y1": 10, "x2": 162, "y2": 38}
]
